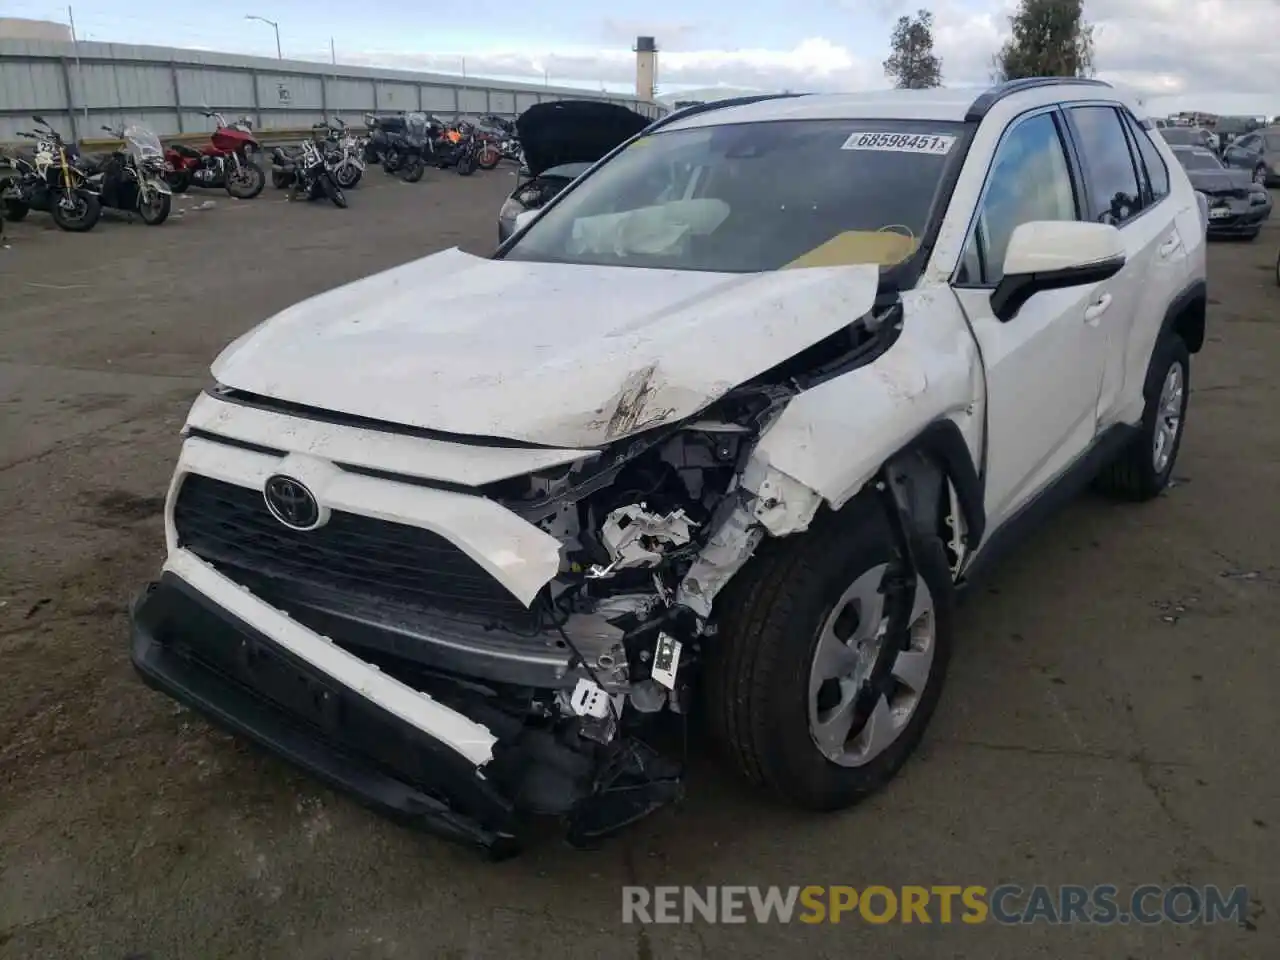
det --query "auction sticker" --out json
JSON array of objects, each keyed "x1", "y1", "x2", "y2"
[{"x1": 841, "y1": 131, "x2": 956, "y2": 154}]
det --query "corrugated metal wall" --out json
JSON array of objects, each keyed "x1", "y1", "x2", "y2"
[{"x1": 0, "y1": 38, "x2": 666, "y2": 143}]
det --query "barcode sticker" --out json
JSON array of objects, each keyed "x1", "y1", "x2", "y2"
[{"x1": 841, "y1": 132, "x2": 956, "y2": 155}]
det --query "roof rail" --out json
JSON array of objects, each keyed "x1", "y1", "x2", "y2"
[
  {"x1": 643, "y1": 92, "x2": 810, "y2": 134},
  {"x1": 965, "y1": 77, "x2": 1112, "y2": 122}
]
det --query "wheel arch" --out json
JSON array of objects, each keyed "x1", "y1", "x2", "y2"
[
  {"x1": 1163, "y1": 278, "x2": 1207, "y2": 356},
  {"x1": 881, "y1": 419, "x2": 986, "y2": 554}
]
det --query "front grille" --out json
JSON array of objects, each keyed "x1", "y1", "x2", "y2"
[
  {"x1": 1205, "y1": 187, "x2": 1248, "y2": 200},
  {"x1": 173, "y1": 475, "x2": 536, "y2": 628}
]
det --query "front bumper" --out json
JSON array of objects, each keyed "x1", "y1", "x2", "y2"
[
  {"x1": 131, "y1": 564, "x2": 523, "y2": 859},
  {"x1": 1206, "y1": 199, "x2": 1271, "y2": 236}
]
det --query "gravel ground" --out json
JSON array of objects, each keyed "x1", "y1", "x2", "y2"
[{"x1": 0, "y1": 171, "x2": 1276, "y2": 959}]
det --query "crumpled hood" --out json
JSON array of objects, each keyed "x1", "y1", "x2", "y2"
[
  {"x1": 211, "y1": 248, "x2": 880, "y2": 448},
  {"x1": 1187, "y1": 167, "x2": 1254, "y2": 193}
]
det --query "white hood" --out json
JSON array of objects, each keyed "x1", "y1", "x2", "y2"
[{"x1": 211, "y1": 248, "x2": 880, "y2": 448}]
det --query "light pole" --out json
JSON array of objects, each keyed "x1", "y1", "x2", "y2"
[{"x1": 244, "y1": 15, "x2": 281, "y2": 59}]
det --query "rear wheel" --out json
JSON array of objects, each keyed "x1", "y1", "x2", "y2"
[
  {"x1": 399, "y1": 154, "x2": 425, "y2": 183},
  {"x1": 706, "y1": 496, "x2": 954, "y2": 810},
  {"x1": 2, "y1": 198, "x2": 30, "y2": 222},
  {"x1": 164, "y1": 168, "x2": 191, "y2": 193},
  {"x1": 225, "y1": 161, "x2": 265, "y2": 199},
  {"x1": 271, "y1": 168, "x2": 291, "y2": 190},
  {"x1": 1095, "y1": 333, "x2": 1190, "y2": 501},
  {"x1": 50, "y1": 189, "x2": 101, "y2": 232},
  {"x1": 335, "y1": 163, "x2": 362, "y2": 188}
]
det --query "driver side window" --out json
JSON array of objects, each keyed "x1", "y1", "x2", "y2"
[{"x1": 958, "y1": 111, "x2": 1079, "y2": 287}]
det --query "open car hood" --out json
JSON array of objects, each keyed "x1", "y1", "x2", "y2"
[
  {"x1": 516, "y1": 100, "x2": 651, "y2": 177},
  {"x1": 210, "y1": 248, "x2": 881, "y2": 449}
]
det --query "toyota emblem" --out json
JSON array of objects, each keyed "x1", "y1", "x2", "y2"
[{"x1": 263, "y1": 475, "x2": 322, "y2": 530}]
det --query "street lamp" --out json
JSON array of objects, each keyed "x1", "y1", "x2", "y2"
[{"x1": 244, "y1": 15, "x2": 281, "y2": 59}]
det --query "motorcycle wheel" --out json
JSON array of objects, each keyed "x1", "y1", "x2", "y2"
[
  {"x1": 271, "y1": 168, "x2": 292, "y2": 190},
  {"x1": 164, "y1": 169, "x2": 191, "y2": 194},
  {"x1": 320, "y1": 175, "x2": 348, "y2": 209},
  {"x1": 2, "y1": 199, "x2": 30, "y2": 222},
  {"x1": 477, "y1": 145, "x2": 500, "y2": 170},
  {"x1": 50, "y1": 189, "x2": 101, "y2": 233},
  {"x1": 226, "y1": 161, "x2": 266, "y2": 200},
  {"x1": 400, "y1": 155, "x2": 425, "y2": 183},
  {"x1": 335, "y1": 164, "x2": 362, "y2": 189},
  {"x1": 138, "y1": 191, "x2": 171, "y2": 226},
  {"x1": 456, "y1": 153, "x2": 477, "y2": 176}
]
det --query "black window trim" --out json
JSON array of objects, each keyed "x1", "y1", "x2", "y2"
[
  {"x1": 950, "y1": 104, "x2": 1086, "y2": 291},
  {"x1": 1119, "y1": 107, "x2": 1170, "y2": 211},
  {"x1": 1060, "y1": 100, "x2": 1160, "y2": 231}
]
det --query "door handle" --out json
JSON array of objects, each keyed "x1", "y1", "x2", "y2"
[
  {"x1": 1159, "y1": 235, "x2": 1181, "y2": 258},
  {"x1": 1084, "y1": 293, "x2": 1112, "y2": 325}
]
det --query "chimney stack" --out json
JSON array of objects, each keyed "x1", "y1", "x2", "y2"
[{"x1": 634, "y1": 36, "x2": 658, "y2": 101}]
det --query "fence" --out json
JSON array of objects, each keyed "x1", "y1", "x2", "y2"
[{"x1": 0, "y1": 37, "x2": 666, "y2": 145}]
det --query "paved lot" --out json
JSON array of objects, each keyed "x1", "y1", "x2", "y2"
[{"x1": 0, "y1": 171, "x2": 1276, "y2": 960}]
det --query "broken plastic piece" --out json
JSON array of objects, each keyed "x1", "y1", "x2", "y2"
[
  {"x1": 587, "y1": 504, "x2": 697, "y2": 578},
  {"x1": 569, "y1": 677, "x2": 612, "y2": 718}
]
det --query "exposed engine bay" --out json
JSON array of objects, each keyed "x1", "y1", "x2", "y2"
[{"x1": 423, "y1": 296, "x2": 908, "y2": 844}]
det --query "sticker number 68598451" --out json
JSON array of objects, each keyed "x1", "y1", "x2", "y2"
[{"x1": 841, "y1": 132, "x2": 956, "y2": 154}]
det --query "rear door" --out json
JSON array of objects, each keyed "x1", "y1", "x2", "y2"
[{"x1": 1059, "y1": 104, "x2": 1182, "y2": 431}]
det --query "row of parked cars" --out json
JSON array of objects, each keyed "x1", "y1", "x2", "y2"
[{"x1": 1155, "y1": 125, "x2": 1274, "y2": 240}]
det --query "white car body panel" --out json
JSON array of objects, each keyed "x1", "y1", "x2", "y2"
[
  {"x1": 164, "y1": 548, "x2": 499, "y2": 766},
  {"x1": 184, "y1": 391, "x2": 597, "y2": 486},
  {"x1": 173, "y1": 435, "x2": 563, "y2": 606},
  {"x1": 211, "y1": 246, "x2": 880, "y2": 449},
  {"x1": 748, "y1": 286, "x2": 984, "y2": 512}
]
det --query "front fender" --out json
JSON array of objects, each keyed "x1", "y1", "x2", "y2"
[{"x1": 744, "y1": 285, "x2": 985, "y2": 527}]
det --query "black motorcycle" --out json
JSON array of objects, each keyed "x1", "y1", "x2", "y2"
[
  {"x1": 80, "y1": 124, "x2": 172, "y2": 225},
  {"x1": 363, "y1": 112, "x2": 429, "y2": 182},
  {"x1": 427, "y1": 117, "x2": 481, "y2": 176},
  {"x1": 0, "y1": 115, "x2": 100, "y2": 232},
  {"x1": 270, "y1": 128, "x2": 347, "y2": 208}
]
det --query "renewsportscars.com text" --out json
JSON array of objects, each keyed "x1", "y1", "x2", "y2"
[{"x1": 621, "y1": 884, "x2": 1250, "y2": 926}]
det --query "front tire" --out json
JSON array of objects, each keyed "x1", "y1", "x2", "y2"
[
  {"x1": 225, "y1": 161, "x2": 265, "y2": 199},
  {"x1": 1095, "y1": 333, "x2": 1190, "y2": 501},
  {"x1": 2, "y1": 199, "x2": 30, "y2": 222},
  {"x1": 50, "y1": 189, "x2": 101, "y2": 232},
  {"x1": 706, "y1": 497, "x2": 954, "y2": 810},
  {"x1": 320, "y1": 175, "x2": 347, "y2": 208},
  {"x1": 138, "y1": 190, "x2": 171, "y2": 225},
  {"x1": 399, "y1": 155, "x2": 425, "y2": 183}
]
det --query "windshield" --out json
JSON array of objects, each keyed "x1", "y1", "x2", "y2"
[
  {"x1": 123, "y1": 124, "x2": 162, "y2": 160},
  {"x1": 1174, "y1": 148, "x2": 1223, "y2": 171},
  {"x1": 503, "y1": 118, "x2": 964, "y2": 273}
]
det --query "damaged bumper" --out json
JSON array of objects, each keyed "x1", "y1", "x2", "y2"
[{"x1": 131, "y1": 557, "x2": 523, "y2": 857}]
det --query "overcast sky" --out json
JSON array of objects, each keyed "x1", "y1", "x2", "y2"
[{"x1": 8, "y1": 0, "x2": 1280, "y2": 116}]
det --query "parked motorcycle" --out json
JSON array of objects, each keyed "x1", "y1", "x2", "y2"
[
  {"x1": 363, "y1": 112, "x2": 429, "y2": 182},
  {"x1": 164, "y1": 110, "x2": 265, "y2": 199},
  {"x1": 270, "y1": 126, "x2": 348, "y2": 208},
  {"x1": 81, "y1": 124, "x2": 172, "y2": 225},
  {"x1": 427, "y1": 117, "x2": 480, "y2": 176},
  {"x1": 325, "y1": 117, "x2": 365, "y2": 189},
  {"x1": 0, "y1": 115, "x2": 101, "y2": 232}
]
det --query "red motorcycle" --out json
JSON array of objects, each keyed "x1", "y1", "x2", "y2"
[
  {"x1": 474, "y1": 129, "x2": 502, "y2": 170},
  {"x1": 164, "y1": 110, "x2": 266, "y2": 199}
]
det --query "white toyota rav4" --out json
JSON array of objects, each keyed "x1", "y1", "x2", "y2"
[{"x1": 131, "y1": 79, "x2": 1208, "y2": 858}]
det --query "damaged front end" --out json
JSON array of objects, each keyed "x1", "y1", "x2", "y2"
[{"x1": 131, "y1": 294, "x2": 904, "y2": 858}]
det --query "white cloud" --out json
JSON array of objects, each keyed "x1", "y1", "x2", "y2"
[{"x1": 349, "y1": 0, "x2": 1280, "y2": 114}]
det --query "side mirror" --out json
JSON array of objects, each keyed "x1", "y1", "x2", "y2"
[
  {"x1": 990, "y1": 221, "x2": 1126, "y2": 323},
  {"x1": 32, "y1": 114, "x2": 46, "y2": 124},
  {"x1": 514, "y1": 208, "x2": 541, "y2": 232}
]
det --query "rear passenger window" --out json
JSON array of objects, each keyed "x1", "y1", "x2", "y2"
[
  {"x1": 1068, "y1": 106, "x2": 1144, "y2": 225},
  {"x1": 1123, "y1": 112, "x2": 1169, "y2": 205}
]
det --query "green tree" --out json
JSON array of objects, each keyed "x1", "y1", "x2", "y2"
[
  {"x1": 883, "y1": 9, "x2": 943, "y2": 89},
  {"x1": 995, "y1": 0, "x2": 1095, "y2": 81}
]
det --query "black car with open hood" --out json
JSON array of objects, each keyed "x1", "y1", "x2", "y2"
[{"x1": 496, "y1": 100, "x2": 652, "y2": 243}]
